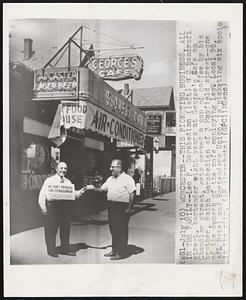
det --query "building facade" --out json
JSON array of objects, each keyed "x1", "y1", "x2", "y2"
[
  {"x1": 132, "y1": 86, "x2": 176, "y2": 195},
  {"x1": 9, "y1": 36, "x2": 152, "y2": 234}
]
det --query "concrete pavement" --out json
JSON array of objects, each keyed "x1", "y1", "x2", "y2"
[{"x1": 10, "y1": 192, "x2": 176, "y2": 264}]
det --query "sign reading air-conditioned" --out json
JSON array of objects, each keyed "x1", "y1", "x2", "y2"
[
  {"x1": 146, "y1": 114, "x2": 162, "y2": 134},
  {"x1": 33, "y1": 67, "x2": 79, "y2": 99},
  {"x1": 52, "y1": 101, "x2": 145, "y2": 149},
  {"x1": 87, "y1": 55, "x2": 144, "y2": 81}
]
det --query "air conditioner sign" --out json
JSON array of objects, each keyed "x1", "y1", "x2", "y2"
[{"x1": 88, "y1": 55, "x2": 144, "y2": 81}]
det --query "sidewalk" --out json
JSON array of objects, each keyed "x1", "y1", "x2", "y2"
[{"x1": 10, "y1": 192, "x2": 176, "y2": 264}]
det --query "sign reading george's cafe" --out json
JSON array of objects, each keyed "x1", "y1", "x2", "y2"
[
  {"x1": 33, "y1": 67, "x2": 147, "y2": 149},
  {"x1": 87, "y1": 55, "x2": 144, "y2": 81}
]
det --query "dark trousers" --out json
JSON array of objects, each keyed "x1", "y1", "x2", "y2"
[
  {"x1": 108, "y1": 201, "x2": 130, "y2": 255},
  {"x1": 44, "y1": 201, "x2": 72, "y2": 254}
]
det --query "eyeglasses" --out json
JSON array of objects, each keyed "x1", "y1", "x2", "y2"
[{"x1": 110, "y1": 166, "x2": 119, "y2": 168}]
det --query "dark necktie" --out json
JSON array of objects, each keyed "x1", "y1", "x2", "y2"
[{"x1": 60, "y1": 178, "x2": 64, "y2": 183}]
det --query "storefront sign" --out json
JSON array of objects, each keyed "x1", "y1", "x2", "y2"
[
  {"x1": 104, "y1": 89, "x2": 145, "y2": 128},
  {"x1": 78, "y1": 68, "x2": 147, "y2": 132},
  {"x1": 87, "y1": 55, "x2": 143, "y2": 81},
  {"x1": 33, "y1": 67, "x2": 79, "y2": 100},
  {"x1": 88, "y1": 105, "x2": 145, "y2": 148},
  {"x1": 33, "y1": 67, "x2": 146, "y2": 132},
  {"x1": 46, "y1": 183, "x2": 75, "y2": 201},
  {"x1": 146, "y1": 114, "x2": 162, "y2": 134},
  {"x1": 60, "y1": 102, "x2": 87, "y2": 129},
  {"x1": 54, "y1": 101, "x2": 145, "y2": 149}
]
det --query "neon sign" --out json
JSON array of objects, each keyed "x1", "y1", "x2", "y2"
[
  {"x1": 33, "y1": 67, "x2": 79, "y2": 99},
  {"x1": 88, "y1": 55, "x2": 143, "y2": 81}
]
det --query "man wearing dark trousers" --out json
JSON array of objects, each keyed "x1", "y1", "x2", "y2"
[
  {"x1": 38, "y1": 162, "x2": 84, "y2": 257},
  {"x1": 88, "y1": 159, "x2": 136, "y2": 260}
]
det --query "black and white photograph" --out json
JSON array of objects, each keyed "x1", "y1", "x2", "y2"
[
  {"x1": 3, "y1": 3, "x2": 242, "y2": 297},
  {"x1": 9, "y1": 17, "x2": 176, "y2": 265}
]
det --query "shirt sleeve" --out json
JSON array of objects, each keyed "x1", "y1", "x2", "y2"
[
  {"x1": 126, "y1": 176, "x2": 136, "y2": 194},
  {"x1": 38, "y1": 179, "x2": 48, "y2": 211},
  {"x1": 101, "y1": 178, "x2": 109, "y2": 191}
]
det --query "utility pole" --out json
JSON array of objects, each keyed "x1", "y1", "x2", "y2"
[
  {"x1": 80, "y1": 26, "x2": 83, "y2": 65},
  {"x1": 68, "y1": 38, "x2": 71, "y2": 68}
]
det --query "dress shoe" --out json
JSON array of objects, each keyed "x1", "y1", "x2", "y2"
[
  {"x1": 104, "y1": 251, "x2": 116, "y2": 257},
  {"x1": 110, "y1": 254, "x2": 126, "y2": 260},
  {"x1": 47, "y1": 251, "x2": 58, "y2": 258}
]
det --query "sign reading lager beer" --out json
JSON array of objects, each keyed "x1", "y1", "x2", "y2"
[
  {"x1": 87, "y1": 55, "x2": 144, "y2": 81},
  {"x1": 33, "y1": 67, "x2": 79, "y2": 100}
]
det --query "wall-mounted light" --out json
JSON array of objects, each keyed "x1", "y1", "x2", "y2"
[{"x1": 153, "y1": 137, "x2": 159, "y2": 154}]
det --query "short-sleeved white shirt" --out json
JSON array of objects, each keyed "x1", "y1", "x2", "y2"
[{"x1": 101, "y1": 172, "x2": 136, "y2": 203}]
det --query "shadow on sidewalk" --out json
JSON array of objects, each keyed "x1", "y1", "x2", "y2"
[
  {"x1": 72, "y1": 203, "x2": 158, "y2": 225},
  {"x1": 56, "y1": 243, "x2": 144, "y2": 259},
  {"x1": 56, "y1": 242, "x2": 108, "y2": 254},
  {"x1": 72, "y1": 218, "x2": 109, "y2": 226},
  {"x1": 130, "y1": 202, "x2": 158, "y2": 216}
]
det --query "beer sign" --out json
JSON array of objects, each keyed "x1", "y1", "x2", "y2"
[
  {"x1": 33, "y1": 67, "x2": 79, "y2": 100},
  {"x1": 87, "y1": 55, "x2": 144, "y2": 81}
]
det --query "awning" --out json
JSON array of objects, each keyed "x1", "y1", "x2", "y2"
[
  {"x1": 24, "y1": 117, "x2": 51, "y2": 137},
  {"x1": 48, "y1": 100, "x2": 146, "y2": 149}
]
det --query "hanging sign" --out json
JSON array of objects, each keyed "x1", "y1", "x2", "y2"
[
  {"x1": 33, "y1": 67, "x2": 79, "y2": 100},
  {"x1": 60, "y1": 102, "x2": 87, "y2": 129},
  {"x1": 146, "y1": 114, "x2": 162, "y2": 134},
  {"x1": 87, "y1": 55, "x2": 144, "y2": 81}
]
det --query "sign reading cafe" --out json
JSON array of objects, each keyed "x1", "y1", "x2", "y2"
[{"x1": 87, "y1": 55, "x2": 144, "y2": 81}]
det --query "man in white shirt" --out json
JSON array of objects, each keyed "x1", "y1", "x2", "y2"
[
  {"x1": 38, "y1": 162, "x2": 85, "y2": 257},
  {"x1": 89, "y1": 159, "x2": 136, "y2": 260}
]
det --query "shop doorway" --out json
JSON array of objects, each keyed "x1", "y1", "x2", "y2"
[
  {"x1": 153, "y1": 150, "x2": 173, "y2": 194},
  {"x1": 60, "y1": 136, "x2": 85, "y2": 189}
]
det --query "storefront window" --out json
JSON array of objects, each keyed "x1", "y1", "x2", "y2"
[
  {"x1": 50, "y1": 147, "x2": 60, "y2": 173},
  {"x1": 165, "y1": 111, "x2": 176, "y2": 127},
  {"x1": 21, "y1": 141, "x2": 49, "y2": 174},
  {"x1": 84, "y1": 149, "x2": 103, "y2": 187},
  {"x1": 165, "y1": 136, "x2": 176, "y2": 149},
  {"x1": 20, "y1": 138, "x2": 51, "y2": 191}
]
